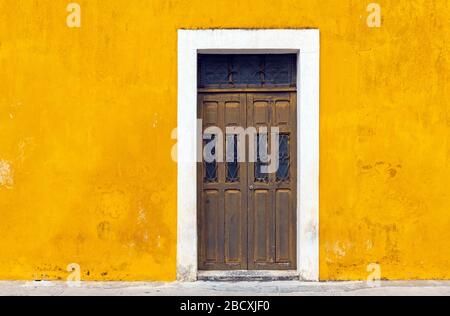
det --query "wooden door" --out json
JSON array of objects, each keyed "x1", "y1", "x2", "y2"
[
  {"x1": 198, "y1": 91, "x2": 297, "y2": 271},
  {"x1": 247, "y1": 92, "x2": 297, "y2": 270},
  {"x1": 198, "y1": 93, "x2": 248, "y2": 270}
]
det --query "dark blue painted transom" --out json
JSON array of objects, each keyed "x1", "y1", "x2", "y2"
[{"x1": 198, "y1": 54, "x2": 297, "y2": 88}]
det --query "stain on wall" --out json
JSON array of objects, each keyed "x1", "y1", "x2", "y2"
[
  {"x1": 0, "y1": 0, "x2": 449, "y2": 280},
  {"x1": 0, "y1": 160, "x2": 14, "y2": 189}
]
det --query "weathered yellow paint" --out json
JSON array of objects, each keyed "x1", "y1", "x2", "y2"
[{"x1": 0, "y1": 0, "x2": 449, "y2": 281}]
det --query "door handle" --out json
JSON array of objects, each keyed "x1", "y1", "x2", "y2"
[{"x1": 249, "y1": 185, "x2": 255, "y2": 191}]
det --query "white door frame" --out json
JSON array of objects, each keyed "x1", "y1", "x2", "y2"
[{"x1": 177, "y1": 29, "x2": 320, "y2": 281}]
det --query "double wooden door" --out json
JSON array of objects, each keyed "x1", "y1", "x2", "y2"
[{"x1": 198, "y1": 91, "x2": 297, "y2": 270}]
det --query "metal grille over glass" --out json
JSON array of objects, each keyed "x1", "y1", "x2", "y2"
[
  {"x1": 204, "y1": 135, "x2": 218, "y2": 183},
  {"x1": 198, "y1": 54, "x2": 297, "y2": 88},
  {"x1": 255, "y1": 134, "x2": 269, "y2": 183},
  {"x1": 277, "y1": 134, "x2": 290, "y2": 182},
  {"x1": 226, "y1": 135, "x2": 240, "y2": 182}
]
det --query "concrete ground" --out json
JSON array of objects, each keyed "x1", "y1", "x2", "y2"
[{"x1": 0, "y1": 281, "x2": 450, "y2": 296}]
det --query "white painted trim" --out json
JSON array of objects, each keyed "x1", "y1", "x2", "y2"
[{"x1": 177, "y1": 29, "x2": 320, "y2": 282}]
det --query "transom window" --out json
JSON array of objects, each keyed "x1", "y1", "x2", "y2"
[{"x1": 198, "y1": 54, "x2": 297, "y2": 88}]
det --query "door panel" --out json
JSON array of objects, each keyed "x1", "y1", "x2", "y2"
[
  {"x1": 276, "y1": 189, "x2": 292, "y2": 262},
  {"x1": 203, "y1": 190, "x2": 219, "y2": 262},
  {"x1": 253, "y1": 189, "x2": 274, "y2": 263},
  {"x1": 224, "y1": 190, "x2": 242, "y2": 263},
  {"x1": 198, "y1": 93, "x2": 248, "y2": 270},
  {"x1": 247, "y1": 92, "x2": 297, "y2": 270}
]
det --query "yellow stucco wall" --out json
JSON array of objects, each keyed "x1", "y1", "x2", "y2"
[{"x1": 0, "y1": 0, "x2": 449, "y2": 281}]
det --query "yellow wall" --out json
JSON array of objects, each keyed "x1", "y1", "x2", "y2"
[{"x1": 0, "y1": 0, "x2": 449, "y2": 281}]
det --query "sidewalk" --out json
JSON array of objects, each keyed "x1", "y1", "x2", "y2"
[{"x1": 1, "y1": 281, "x2": 450, "y2": 296}]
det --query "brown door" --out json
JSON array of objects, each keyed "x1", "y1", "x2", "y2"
[
  {"x1": 198, "y1": 93, "x2": 248, "y2": 270},
  {"x1": 247, "y1": 92, "x2": 297, "y2": 270},
  {"x1": 198, "y1": 92, "x2": 297, "y2": 271}
]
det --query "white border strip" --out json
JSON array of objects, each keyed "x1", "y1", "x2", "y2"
[{"x1": 177, "y1": 29, "x2": 320, "y2": 281}]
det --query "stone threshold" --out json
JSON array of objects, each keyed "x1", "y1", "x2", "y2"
[{"x1": 197, "y1": 270, "x2": 300, "y2": 282}]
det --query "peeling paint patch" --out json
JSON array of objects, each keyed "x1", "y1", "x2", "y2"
[
  {"x1": 152, "y1": 113, "x2": 160, "y2": 128},
  {"x1": 0, "y1": 160, "x2": 13, "y2": 189},
  {"x1": 333, "y1": 242, "x2": 347, "y2": 258},
  {"x1": 16, "y1": 137, "x2": 35, "y2": 165},
  {"x1": 138, "y1": 207, "x2": 147, "y2": 224}
]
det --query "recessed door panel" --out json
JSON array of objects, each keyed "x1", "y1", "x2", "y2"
[
  {"x1": 224, "y1": 190, "x2": 242, "y2": 263},
  {"x1": 204, "y1": 190, "x2": 219, "y2": 263}
]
